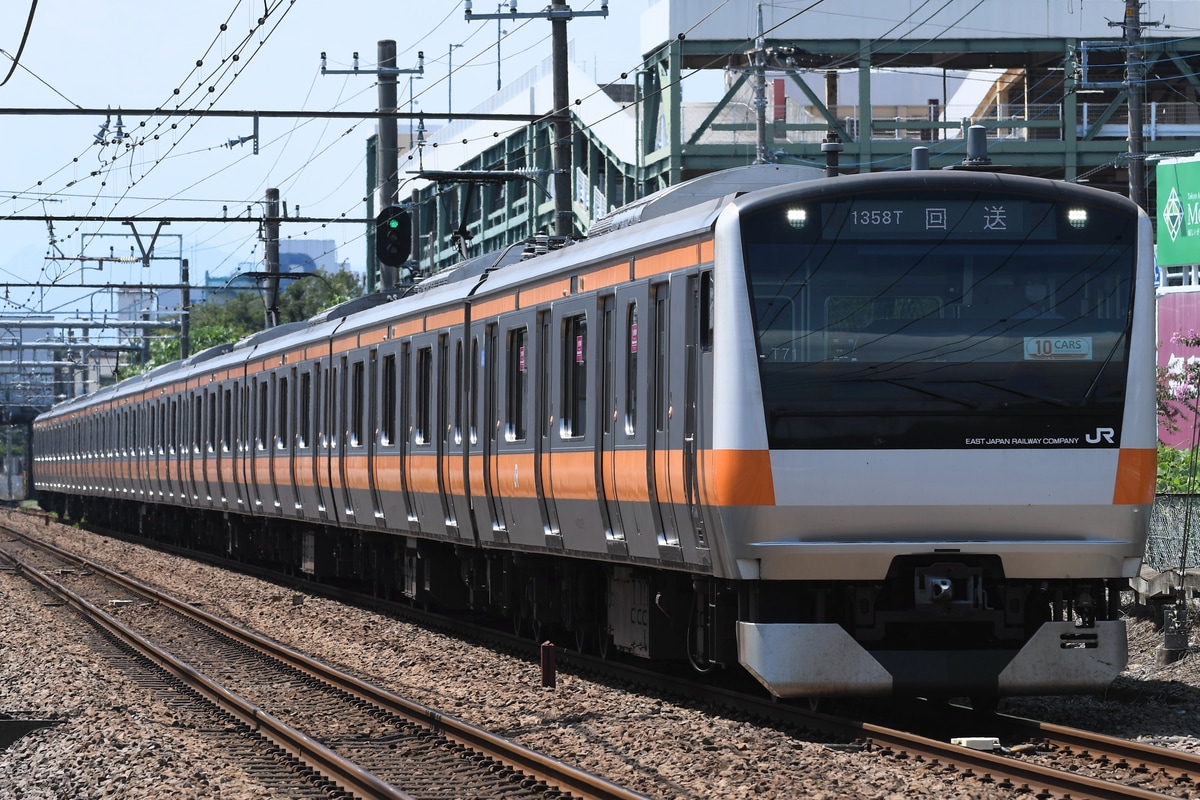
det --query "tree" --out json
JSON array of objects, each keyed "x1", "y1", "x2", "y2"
[{"x1": 127, "y1": 268, "x2": 364, "y2": 373}]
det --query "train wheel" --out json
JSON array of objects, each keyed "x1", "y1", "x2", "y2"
[{"x1": 597, "y1": 630, "x2": 613, "y2": 660}]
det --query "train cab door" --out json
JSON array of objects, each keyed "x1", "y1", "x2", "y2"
[{"x1": 469, "y1": 321, "x2": 507, "y2": 544}]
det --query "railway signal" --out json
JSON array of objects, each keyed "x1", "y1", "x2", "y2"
[{"x1": 375, "y1": 206, "x2": 411, "y2": 267}]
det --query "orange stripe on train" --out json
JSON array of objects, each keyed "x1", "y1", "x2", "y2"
[{"x1": 1113, "y1": 448, "x2": 1156, "y2": 505}]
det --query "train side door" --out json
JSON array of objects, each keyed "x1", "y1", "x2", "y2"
[
  {"x1": 494, "y1": 311, "x2": 541, "y2": 548},
  {"x1": 372, "y1": 348, "x2": 406, "y2": 526},
  {"x1": 647, "y1": 284, "x2": 677, "y2": 555},
  {"x1": 444, "y1": 331, "x2": 474, "y2": 540},
  {"x1": 407, "y1": 333, "x2": 448, "y2": 536},
  {"x1": 546, "y1": 298, "x2": 601, "y2": 553},
  {"x1": 469, "y1": 322, "x2": 507, "y2": 543},
  {"x1": 534, "y1": 311, "x2": 562, "y2": 542},
  {"x1": 312, "y1": 361, "x2": 332, "y2": 521},
  {"x1": 605, "y1": 283, "x2": 655, "y2": 554}
]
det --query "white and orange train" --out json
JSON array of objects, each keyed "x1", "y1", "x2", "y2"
[{"x1": 33, "y1": 162, "x2": 1156, "y2": 700}]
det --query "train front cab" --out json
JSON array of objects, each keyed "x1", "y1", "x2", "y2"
[{"x1": 710, "y1": 171, "x2": 1155, "y2": 698}]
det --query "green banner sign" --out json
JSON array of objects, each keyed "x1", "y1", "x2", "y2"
[{"x1": 1157, "y1": 156, "x2": 1200, "y2": 267}]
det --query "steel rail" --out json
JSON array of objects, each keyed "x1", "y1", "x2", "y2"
[
  {"x1": 9, "y1": 528, "x2": 651, "y2": 800},
  {"x1": 0, "y1": 545, "x2": 414, "y2": 800}
]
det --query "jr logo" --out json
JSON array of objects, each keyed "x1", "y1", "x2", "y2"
[{"x1": 1085, "y1": 427, "x2": 1115, "y2": 444}]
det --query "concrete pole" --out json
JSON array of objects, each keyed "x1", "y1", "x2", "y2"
[
  {"x1": 180, "y1": 258, "x2": 190, "y2": 360},
  {"x1": 551, "y1": 0, "x2": 573, "y2": 238},
  {"x1": 264, "y1": 188, "x2": 280, "y2": 329},
  {"x1": 1125, "y1": 0, "x2": 1145, "y2": 209},
  {"x1": 379, "y1": 40, "x2": 399, "y2": 289}
]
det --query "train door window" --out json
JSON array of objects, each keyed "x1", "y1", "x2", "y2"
[
  {"x1": 602, "y1": 303, "x2": 614, "y2": 436},
  {"x1": 278, "y1": 374, "x2": 290, "y2": 448},
  {"x1": 469, "y1": 337, "x2": 480, "y2": 444},
  {"x1": 298, "y1": 371, "x2": 312, "y2": 449},
  {"x1": 149, "y1": 406, "x2": 156, "y2": 454},
  {"x1": 487, "y1": 325, "x2": 498, "y2": 442},
  {"x1": 626, "y1": 301, "x2": 638, "y2": 435},
  {"x1": 381, "y1": 355, "x2": 396, "y2": 445},
  {"x1": 169, "y1": 400, "x2": 177, "y2": 455},
  {"x1": 561, "y1": 314, "x2": 587, "y2": 439},
  {"x1": 438, "y1": 336, "x2": 449, "y2": 446},
  {"x1": 207, "y1": 391, "x2": 216, "y2": 452},
  {"x1": 222, "y1": 389, "x2": 232, "y2": 451},
  {"x1": 453, "y1": 340, "x2": 464, "y2": 444},
  {"x1": 256, "y1": 381, "x2": 268, "y2": 450},
  {"x1": 505, "y1": 327, "x2": 528, "y2": 442},
  {"x1": 350, "y1": 360, "x2": 364, "y2": 447},
  {"x1": 193, "y1": 395, "x2": 202, "y2": 453},
  {"x1": 415, "y1": 346, "x2": 432, "y2": 445},
  {"x1": 539, "y1": 313, "x2": 551, "y2": 439},
  {"x1": 700, "y1": 269, "x2": 713, "y2": 351},
  {"x1": 654, "y1": 290, "x2": 668, "y2": 432}
]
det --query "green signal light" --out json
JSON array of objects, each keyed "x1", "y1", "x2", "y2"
[{"x1": 388, "y1": 219, "x2": 400, "y2": 229}]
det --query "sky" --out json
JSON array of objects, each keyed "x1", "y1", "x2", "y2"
[{"x1": 0, "y1": 0, "x2": 651, "y2": 324}]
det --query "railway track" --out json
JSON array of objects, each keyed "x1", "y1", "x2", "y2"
[
  {"x1": 0, "y1": 525, "x2": 650, "y2": 800},
  {"x1": 10, "y1": 512, "x2": 1200, "y2": 799}
]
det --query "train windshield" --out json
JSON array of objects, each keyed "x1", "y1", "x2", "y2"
[{"x1": 740, "y1": 187, "x2": 1139, "y2": 450}]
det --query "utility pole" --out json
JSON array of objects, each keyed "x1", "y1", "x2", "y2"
[
  {"x1": 465, "y1": 0, "x2": 609, "y2": 239},
  {"x1": 264, "y1": 188, "x2": 280, "y2": 329},
  {"x1": 1112, "y1": 0, "x2": 1158, "y2": 209},
  {"x1": 752, "y1": 4, "x2": 769, "y2": 165},
  {"x1": 180, "y1": 258, "x2": 190, "y2": 360},
  {"x1": 321, "y1": 45, "x2": 424, "y2": 290}
]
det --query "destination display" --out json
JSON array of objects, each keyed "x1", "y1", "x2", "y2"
[{"x1": 822, "y1": 200, "x2": 1057, "y2": 241}]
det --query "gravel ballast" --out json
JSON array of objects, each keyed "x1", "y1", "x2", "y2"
[{"x1": 3, "y1": 508, "x2": 1200, "y2": 799}]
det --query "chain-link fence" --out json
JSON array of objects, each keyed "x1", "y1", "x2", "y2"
[{"x1": 1146, "y1": 495, "x2": 1200, "y2": 572}]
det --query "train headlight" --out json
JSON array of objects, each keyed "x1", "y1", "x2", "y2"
[
  {"x1": 785, "y1": 207, "x2": 808, "y2": 229},
  {"x1": 1067, "y1": 208, "x2": 1088, "y2": 229}
]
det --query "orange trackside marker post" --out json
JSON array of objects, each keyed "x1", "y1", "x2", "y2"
[{"x1": 541, "y1": 641, "x2": 556, "y2": 689}]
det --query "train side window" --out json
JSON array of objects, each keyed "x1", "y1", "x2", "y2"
[
  {"x1": 350, "y1": 361, "x2": 364, "y2": 447},
  {"x1": 506, "y1": 327, "x2": 528, "y2": 442},
  {"x1": 299, "y1": 371, "x2": 312, "y2": 448},
  {"x1": 626, "y1": 301, "x2": 638, "y2": 435},
  {"x1": 415, "y1": 346, "x2": 432, "y2": 445},
  {"x1": 381, "y1": 355, "x2": 396, "y2": 446},
  {"x1": 561, "y1": 314, "x2": 587, "y2": 439}
]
